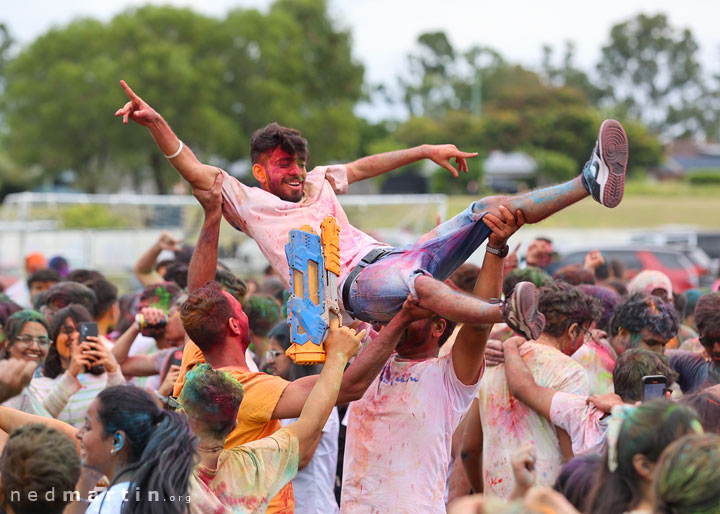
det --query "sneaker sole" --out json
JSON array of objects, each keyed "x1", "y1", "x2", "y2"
[{"x1": 598, "y1": 119, "x2": 628, "y2": 209}]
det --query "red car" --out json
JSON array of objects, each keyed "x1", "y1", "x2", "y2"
[{"x1": 558, "y1": 246, "x2": 699, "y2": 293}]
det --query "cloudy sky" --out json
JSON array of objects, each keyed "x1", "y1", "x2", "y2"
[{"x1": 4, "y1": 0, "x2": 719, "y2": 118}]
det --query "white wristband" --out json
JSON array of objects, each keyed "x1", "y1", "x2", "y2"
[{"x1": 164, "y1": 140, "x2": 183, "y2": 159}]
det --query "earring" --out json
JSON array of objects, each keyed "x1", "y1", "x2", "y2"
[{"x1": 110, "y1": 448, "x2": 117, "y2": 456}]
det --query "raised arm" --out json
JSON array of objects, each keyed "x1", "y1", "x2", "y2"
[
  {"x1": 345, "y1": 144, "x2": 478, "y2": 184},
  {"x1": 271, "y1": 297, "x2": 432, "y2": 419},
  {"x1": 0, "y1": 406, "x2": 79, "y2": 451},
  {"x1": 285, "y1": 320, "x2": 364, "y2": 465},
  {"x1": 133, "y1": 230, "x2": 182, "y2": 287},
  {"x1": 188, "y1": 173, "x2": 224, "y2": 292},
  {"x1": 115, "y1": 80, "x2": 220, "y2": 190},
  {"x1": 503, "y1": 337, "x2": 555, "y2": 420},
  {"x1": 336, "y1": 298, "x2": 432, "y2": 401},
  {"x1": 452, "y1": 206, "x2": 525, "y2": 385}
]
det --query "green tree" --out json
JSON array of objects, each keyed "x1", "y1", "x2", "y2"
[
  {"x1": 217, "y1": 0, "x2": 365, "y2": 168},
  {"x1": 596, "y1": 13, "x2": 703, "y2": 137},
  {"x1": 540, "y1": 41, "x2": 607, "y2": 104},
  {"x1": 2, "y1": 8, "x2": 233, "y2": 193},
  {"x1": 1, "y1": 0, "x2": 365, "y2": 193},
  {"x1": 0, "y1": 22, "x2": 12, "y2": 91},
  {"x1": 400, "y1": 31, "x2": 458, "y2": 118},
  {"x1": 395, "y1": 31, "x2": 664, "y2": 183},
  {"x1": 530, "y1": 148, "x2": 577, "y2": 184}
]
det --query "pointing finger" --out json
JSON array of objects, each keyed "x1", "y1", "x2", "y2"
[{"x1": 119, "y1": 80, "x2": 140, "y2": 102}]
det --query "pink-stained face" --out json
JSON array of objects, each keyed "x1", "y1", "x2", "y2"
[
  {"x1": 259, "y1": 147, "x2": 307, "y2": 202},
  {"x1": 563, "y1": 327, "x2": 586, "y2": 356},
  {"x1": 396, "y1": 318, "x2": 438, "y2": 357},
  {"x1": 223, "y1": 291, "x2": 250, "y2": 351}
]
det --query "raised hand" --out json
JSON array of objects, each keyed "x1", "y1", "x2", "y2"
[
  {"x1": 115, "y1": 80, "x2": 160, "y2": 126},
  {"x1": 67, "y1": 340, "x2": 93, "y2": 378},
  {"x1": 484, "y1": 205, "x2": 526, "y2": 248},
  {"x1": 157, "y1": 230, "x2": 182, "y2": 252},
  {"x1": 426, "y1": 145, "x2": 479, "y2": 178},
  {"x1": 586, "y1": 392, "x2": 624, "y2": 413},
  {"x1": 325, "y1": 319, "x2": 366, "y2": 363},
  {"x1": 158, "y1": 364, "x2": 182, "y2": 397},
  {"x1": 192, "y1": 171, "x2": 224, "y2": 214},
  {"x1": 511, "y1": 444, "x2": 537, "y2": 493},
  {"x1": 398, "y1": 294, "x2": 435, "y2": 323},
  {"x1": 0, "y1": 359, "x2": 37, "y2": 403},
  {"x1": 583, "y1": 250, "x2": 605, "y2": 271},
  {"x1": 82, "y1": 337, "x2": 119, "y2": 374},
  {"x1": 484, "y1": 339, "x2": 505, "y2": 367},
  {"x1": 137, "y1": 306, "x2": 166, "y2": 329}
]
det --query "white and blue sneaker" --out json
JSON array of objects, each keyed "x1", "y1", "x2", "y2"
[{"x1": 581, "y1": 119, "x2": 628, "y2": 208}]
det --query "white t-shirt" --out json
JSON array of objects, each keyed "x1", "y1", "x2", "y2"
[
  {"x1": 220, "y1": 166, "x2": 387, "y2": 293},
  {"x1": 85, "y1": 482, "x2": 130, "y2": 513},
  {"x1": 127, "y1": 333, "x2": 160, "y2": 390},
  {"x1": 341, "y1": 351, "x2": 482, "y2": 513},
  {"x1": 477, "y1": 342, "x2": 590, "y2": 499},
  {"x1": 549, "y1": 391, "x2": 609, "y2": 455},
  {"x1": 281, "y1": 407, "x2": 339, "y2": 514},
  {"x1": 5, "y1": 279, "x2": 30, "y2": 308}
]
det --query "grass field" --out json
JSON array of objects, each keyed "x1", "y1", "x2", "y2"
[{"x1": 4, "y1": 180, "x2": 719, "y2": 233}]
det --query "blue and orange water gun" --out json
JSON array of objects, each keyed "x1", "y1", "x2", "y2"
[{"x1": 284, "y1": 217, "x2": 341, "y2": 364}]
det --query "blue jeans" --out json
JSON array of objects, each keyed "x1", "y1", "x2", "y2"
[{"x1": 347, "y1": 202, "x2": 491, "y2": 322}]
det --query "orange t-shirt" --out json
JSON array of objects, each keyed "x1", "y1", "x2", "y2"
[{"x1": 175, "y1": 339, "x2": 294, "y2": 513}]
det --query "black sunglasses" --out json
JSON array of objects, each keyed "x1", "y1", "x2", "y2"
[{"x1": 699, "y1": 336, "x2": 720, "y2": 348}]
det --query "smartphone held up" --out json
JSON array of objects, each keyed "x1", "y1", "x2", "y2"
[
  {"x1": 79, "y1": 322, "x2": 105, "y2": 375},
  {"x1": 642, "y1": 375, "x2": 667, "y2": 401}
]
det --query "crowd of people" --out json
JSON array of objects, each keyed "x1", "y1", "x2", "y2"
[{"x1": 0, "y1": 82, "x2": 717, "y2": 514}]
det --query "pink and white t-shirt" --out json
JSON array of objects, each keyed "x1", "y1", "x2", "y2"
[
  {"x1": 221, "y1": 166, "x2": 388, "y2": 291},
  {"x1": 477, "y1": 342, "x2": 589, "y2": 499},
  {"x1": 341, "y1": 352, "x2": 482, "y2": 513},
  {"x1": 549, "y1": 391, "x2": 609, "y2": 455}
]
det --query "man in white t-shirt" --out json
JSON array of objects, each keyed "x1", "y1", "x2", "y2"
[
  {"x1": 464, "y1": 282, "x2": 597, "y2": 499},
  {"x1": 116, "y1": 81, "x2": 627, "y2": 335},
  {"x1": 340, "y1": 209, "x2": 521, "y2": 513},
  {"x1": 504, "y1": 340, "x2": 678, "y2": 456},
  {"x1": 280, "y1": 407, "x2": 340, "y2": 514}
]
